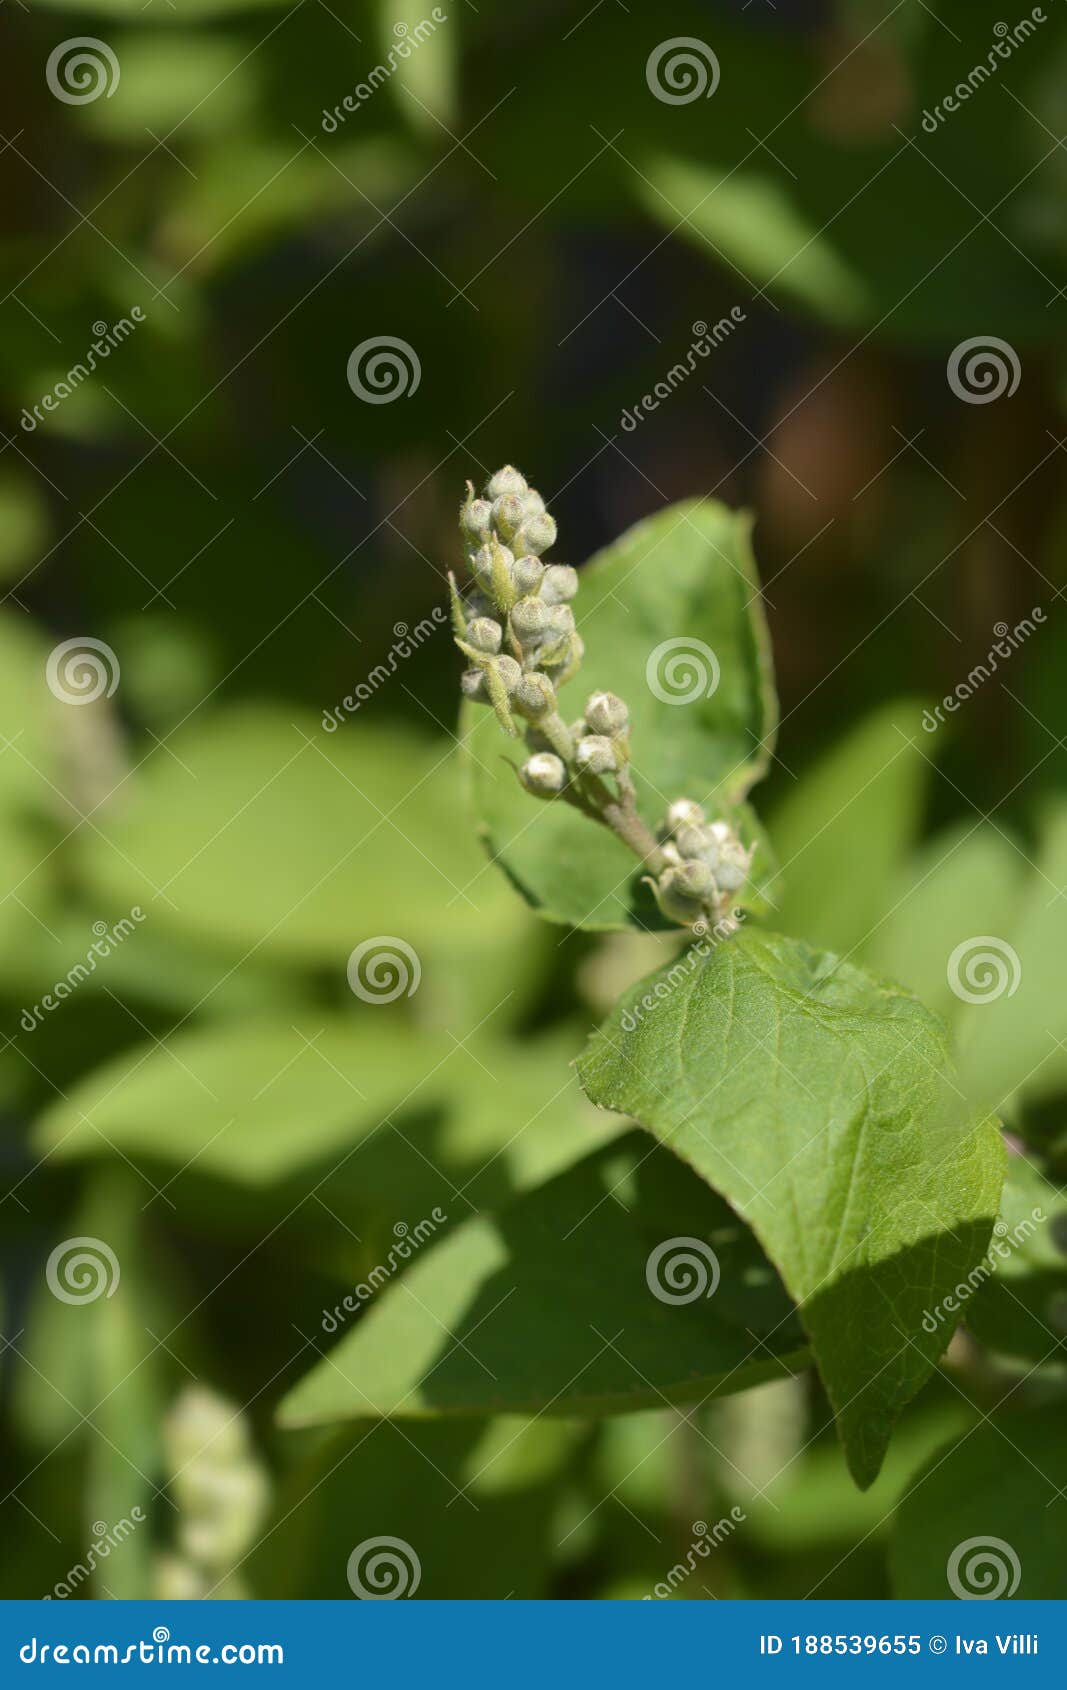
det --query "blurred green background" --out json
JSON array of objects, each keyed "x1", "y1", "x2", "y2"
[{"x1": 2, "y1": 0, "x2": 1067, "y2": 1600}]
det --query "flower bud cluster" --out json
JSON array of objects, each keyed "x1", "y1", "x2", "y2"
[
  {"x1": 155, "y1": 1385, "x2": 270, "y2": 1599},
  {"x1": 451, "y1": 466, "x2": 581, "y2": 743},
  {"x1": 647, "y1": 800, "x2": 754, "y2": 930},
  {"x1": 450, "y1": 465, "x2": 752, "y2": 933}
]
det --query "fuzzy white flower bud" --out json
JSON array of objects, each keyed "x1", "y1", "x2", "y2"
[
  {"x1": 492, "y1": 492, "x2": 527, "y2": 542},
  {"x1": 675, "y1": 824, "x2": 716, "y2": 863},
  {"x1": 514, "y1": 673, "x2": 557, "y2": 718},
  {"x1": 460, "y1": 498, "x2": 493, "y2": 547},
  {"x1": 510, "y1": 596, "x2": 551, "y2": 642},
  {"x1": 520, "y1": 752, "x2": 567, "y2": 796},
  {"x1": 487, "y1": 465, "x2": 528, "y2": 499},
  {"x1": 649, "y1": 866, "x2": 706, "y2": 927},
  {"x1": 466, "y1": 616, "x2": 502, "y2": 654},
  {"x1": 461, "y1": 668, "x2": 488, "y2": 701},
  {"x1": 513, "y1": 555, "x2": 545, "y2": 596},
  {"x1": 576, "y1": 734, "x2": 618, "y2": 775},
  {"x1": 665, "y1": 798, "x2": 707, "y2": 833},
  {"x1": 541, "y1": 564, "x2": 578, "y2": 604},
  {"x1": 674, "y1": 858, "x2": 715, "y2": 898},
  {"x1": 585, "y1": 690, "x2": 629, "y2": 737},
  {"x1": 512, "y1": 511, "x2": 557, "y2": 557},
  {"x1": 471, "y1": 541, "x2": 515, "y2": 596},
  {"x1": 715, "y1": 837, "x2": 752, "y2": 892},
  {"x1": 522, "y1": 489, "x2": 546, "y2": 519}
]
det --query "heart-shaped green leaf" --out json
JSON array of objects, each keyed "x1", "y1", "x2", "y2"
[
  {"x1": 462, "y1": 499, "x2": 777, "y2": 932},
  {"x1": 577, "y1": 928, "x2": 1005, "y2": 1487}
]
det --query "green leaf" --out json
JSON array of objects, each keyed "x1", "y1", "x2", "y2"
[
  {"x1": 75, "y1": 707, "x2": 534, "y2": 991},
  {"x1": 864, "y1": 822, "x2": 1025, "y2": 1029},
  {"x1": 770, "y1": 700, "x2": 932, "y2": 956},
  {"x1": 463, "y1": 500, "x2": 777, "y2": 932},
  {"x1": 251, "y1": 1418, "x2": 581, "y2": 1599},
  {"x1": 964, "y1": 1153, "x2": 1067, "y2": 1367},
  {"x1": 577, "y1": 928, "x2": 1005, "y2": 1487},
  {"x1": 32, "y1": 1017, "x2": 622, "y2": 1200},
  {"x1": 890, "y1": 1409, "x2": 1067, "y2": 1598},
  {"x1": 953, "y1": 801, "x2": 1067, "y2": 1111},
  {"x1": 277, "y1": 1132, "x2": 807, "y2": 1428}
]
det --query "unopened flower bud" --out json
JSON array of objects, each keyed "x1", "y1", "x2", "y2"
[
  {"x1": 715, "y1": 837, "x2": 752, "y2": 892},
  {"x1": 649, "y1": 867, "x2": 706, "y2": 927},
  {"x1": 492, "y1": 492, "x2": 527, "y2": 541},
  {"x1": 675, "y1": 824, "x2": 716, "y2": 863},
  {"x1": 543, "y1": 603, "x2": 576, "y2": 643},
  {"x1": 675, "y1": 858, "x2": 715, "y2": 898},
  {"x1": 471, "y1": 541, "x2": 515, "y2": 595},
  {"x1": 522, "y1": 489, "x2": 546, "y2": 519},
  {"x1": 512, "y1": 512, "x2": 557, "y2": 556},
  {"x1": 585, "y1": 690, "x2": 628, "y2": 737},
  {"x1": 576, "y1": 734, "x2": 618, "y2": 775},
  {"x1": 461, "y1": 668, "x2": 488, "y2": 701},
  {"x1": 665, "y1": 798, "x2": 707, "y2": 833},
  {"x1": 541, "y1": 564, "x2": 578, "y2": 604},
  {"x1": 467, "y1": 617, "x2": 502, "y2": 654},
  {"x1": 520, "y1": 752, "x2": 566, "y2": 796},
  {"x1": 487, "y1": 465, "x2": 528, "y2": 499},
  {"x1": 513, "y1": 673, "x2": 556, "y2": 718},
  {"x1": 494, "y1": 655, "x2": 522, "y2": 694},
  {"x1": 513, "y1": 555, "x2": 545, "y2": 595},
  {"x1": 510, "y1": 596, "x2": 551, "y2": 642},
  {"x1": 460, "y1": 498, "x2": 492, "y2": 547}
]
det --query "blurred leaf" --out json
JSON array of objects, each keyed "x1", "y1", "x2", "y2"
[
  {"x1": 76, "y1": 706, "x2": 531, "y2": 976},
  {"x1": 770, "y1": 700, "x2": 932, "y2": 956},
  {"x1": 578, "y1": 928, "x2": 1005, "y2": 1487},
  {"x1": 955, "y1": 802, "x2": 1067, "y2": 1110},
  {"x1": 638, "y1": 158, "x2": 870, "y2": 329},
  {"x1": 33, "y1": 1016, "x2": 622, "y2": 1195},
  {"x1": 14, "y1": 1172, "x2": 181, "y2": 1598},
  {"x1": 464, "y1": 500, "x2": 777, "y2": 932},
  {"x1": 0, "y1": 471, "x2": 50, "y2": 584},
  {"x1": 890, "y1": 1409, "x2": 1067, "y2": 1598},
  {"x1": 379, "y1": 0, "x2": 457, "y2": 136},
  {"x1": 253, "y1": 1417, "x2": 580, "y2": 1598},
  {"x1": 965, "y1": 1151, "x2": 1067, "y2": 1366},
  {"x1": 864, "y1": 821, "x2": 1025, "y2": 1026},
  {"x1": 278, "y1": 1132, "x2": 807, "y2": 1427}
]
